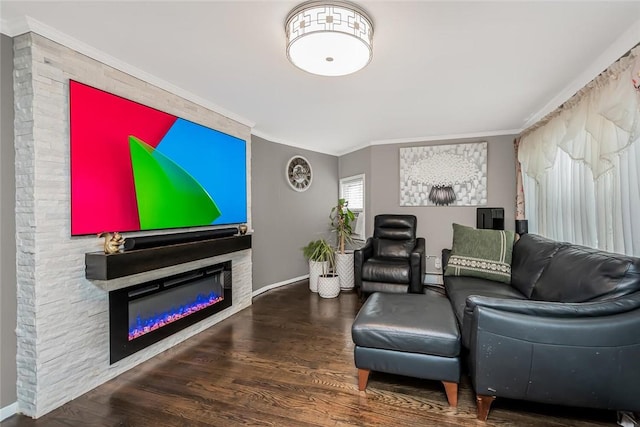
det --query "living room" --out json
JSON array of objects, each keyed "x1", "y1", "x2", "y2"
[{"x1": 1, "y1": 1, "x2": 639, "y2": 425}]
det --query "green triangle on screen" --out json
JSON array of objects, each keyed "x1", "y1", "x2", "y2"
[{"x1": 128, "y1": 135, "x2": 221, "y2": 230}]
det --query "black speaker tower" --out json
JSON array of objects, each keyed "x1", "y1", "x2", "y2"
[{"x1": 515, "y1": 219, "x2": 529, "y2": 235}]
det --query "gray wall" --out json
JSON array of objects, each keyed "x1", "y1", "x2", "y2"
[
  {"x1": 1, "y1": 33, "x2": 17, "y2": 408},
  {"x1": 251, "y1": 135, "x2": 338, "y2": 290},
  {"x1": 340, "y1": 135, "x2": 516, "y2": 272}
]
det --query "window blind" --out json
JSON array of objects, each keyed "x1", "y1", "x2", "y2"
[{"x1": 340, "y1": 176, "x2": 364, "y2": 211}]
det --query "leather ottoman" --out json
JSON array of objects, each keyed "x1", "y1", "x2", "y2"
[{"x1": 351, "y1": 292, "x2": 461, "y2": 406}]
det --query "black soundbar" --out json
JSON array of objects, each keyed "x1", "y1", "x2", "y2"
[{"x1": 123, "y1": 228, "x2": 238, "y2": 251}]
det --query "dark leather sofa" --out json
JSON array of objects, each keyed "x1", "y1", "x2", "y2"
[
  {"x1": 443, "y1": 233, "x2": 640, "y2": 420},
  {"x1": 354, "y1": 214, "x2": 425, "y2": 295}
]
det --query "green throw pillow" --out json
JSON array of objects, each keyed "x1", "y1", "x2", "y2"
[{"x1": 445, "y1": 223, "x2": 515, "y2": 284}]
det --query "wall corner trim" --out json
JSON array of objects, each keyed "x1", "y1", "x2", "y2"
[
  {"x1": 252, "y1": 275, "x2": 309, "y2": 298},
  {"x1": 0, "y1": 402, "x2": 17, "y2": 422}
]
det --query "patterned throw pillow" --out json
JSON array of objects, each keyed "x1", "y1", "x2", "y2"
[{"x1": 444, "y1": 223, "x2": 515, "y2": 284}]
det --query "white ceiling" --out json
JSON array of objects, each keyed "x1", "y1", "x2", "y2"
[{"x1": 1, "y1": 1, "x2": 639, "y2": 155}]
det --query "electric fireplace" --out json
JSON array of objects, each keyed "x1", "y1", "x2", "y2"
[{"x1": 109, "y1": 261, "x2": 232, "y2": 363}]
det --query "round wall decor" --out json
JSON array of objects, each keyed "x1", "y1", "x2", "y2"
[{"x1": 286, "y1": 155, "x2": 312, "y2": 192}]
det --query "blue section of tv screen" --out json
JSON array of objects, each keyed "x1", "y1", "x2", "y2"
[{"x1": 156, "y1": 118, "x2": 247, "y2": 225}]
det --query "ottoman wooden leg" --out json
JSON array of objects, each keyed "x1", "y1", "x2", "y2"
[
  {"x1": 476, "y1": 395, "x2": 496, "y2": 421},
  {"x1": 441, "y1": 381, "x2": 458, "y2": 407},
  {"x1": 358, "y1": 369, "x2": 370, "y2": 391}
]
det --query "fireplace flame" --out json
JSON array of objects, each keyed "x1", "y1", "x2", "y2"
[{"x1": 129, "y1": 292, "x2": 223, "y2": 340}]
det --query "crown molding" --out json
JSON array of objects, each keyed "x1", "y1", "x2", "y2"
[
  {"x1": 2, "y1": 16, "x2": 255, "y2": 129},
  {"x1": 333, "y1": 141, "x2": 372, "y2": 157},
  {"x1": 523, "y1": 18, "x2": 640, "y2": 129},
  {"x1": 0, "y1": 16, "x2": 30, "y2": 37},
  {"x1": 336, "y1": 128, "x2": 521, "y2": 156},
  {"x1": 256, "y1": 128, "x2": 522, "y2": 158},
  {"x1": 368, "y1": 129, "x2": 521, "y2": 147},
  {"x1": 251, "y1": 129, "x2": 337, "y2": 156}
]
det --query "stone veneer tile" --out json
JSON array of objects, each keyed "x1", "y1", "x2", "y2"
[{"x1": 13, "y1": 32, "x2": 252, "y2": 417}]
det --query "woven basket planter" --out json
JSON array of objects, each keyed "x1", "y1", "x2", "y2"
[
  {"x1": 318, "y1": 274, "x2": 340, "y2": 298},
  {"x1": 309, "y1": 260, "x2": 329, "y2": 293},
  {"x1": 335, "y1": 251, "x2": 354, "y2": 290}
]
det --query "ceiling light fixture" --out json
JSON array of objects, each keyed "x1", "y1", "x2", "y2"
[{"x1": 285, "y1": 0, "x2": 374, "y2": 77}]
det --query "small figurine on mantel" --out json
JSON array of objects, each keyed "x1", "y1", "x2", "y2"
[{"x1": 98, "y1": 232, "x2": 125, "y2": 254}]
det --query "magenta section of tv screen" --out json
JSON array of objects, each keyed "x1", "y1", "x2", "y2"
[{"x1": 70, "y1": 81, "x2": 177, "y2": 235}]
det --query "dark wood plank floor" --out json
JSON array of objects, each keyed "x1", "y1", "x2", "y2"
[{"x1": 3, "y1": 281, "x2": 617, "y2": 426}]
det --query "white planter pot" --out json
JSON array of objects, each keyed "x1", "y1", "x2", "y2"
[
  {"x1": 318, "y1": 274, "x2": 340, "y2": 298},
  {"x1": 335, "y1": 251, "x2": 355, "y2": 290},
  {"x1": 309, "y1": 260, "x2": 329, "y2": 293}
]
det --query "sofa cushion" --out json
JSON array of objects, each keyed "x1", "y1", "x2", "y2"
[
  {"x1": 444, "y1": 223, "x2": 515, "y2": 284},
  {"x1": 360, "y1": 281, "x2": 409, "y2": 294},
  {"x1": 362, "y1": 257, "x2": 410, "y2": 284},
  {"x1": 444, "y1": 276, "x2": 526, "y2": 326},
  {"x1": 532, "y1": 244, "x2": 640, "y2": 302},
  {"x1": 511, "y1": 234, "x2": 562, "y2": 298},
  {"x1": 374, "y1": 214, "x2": 417, "y2": 240}
]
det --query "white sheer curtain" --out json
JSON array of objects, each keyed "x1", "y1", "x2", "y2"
[{"x1": 519, "y1": 46, "x2": 640, "y2": 256}]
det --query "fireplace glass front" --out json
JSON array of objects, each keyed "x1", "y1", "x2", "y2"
[{"x1": 109, "y1": 261, "x2": 232, "y2": 363}]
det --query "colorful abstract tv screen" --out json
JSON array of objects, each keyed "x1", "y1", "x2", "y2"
[{"x1": 70, "y1": 81, "x2": 247, "y2": 236}]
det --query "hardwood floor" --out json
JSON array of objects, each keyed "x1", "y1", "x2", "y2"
[{"x1": 2, "y1": 281, "x2": 617, "y2": 426}]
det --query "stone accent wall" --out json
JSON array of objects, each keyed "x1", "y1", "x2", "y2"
[{"x1": 13, "y1": 32, "x2": 253, "y2": 418}]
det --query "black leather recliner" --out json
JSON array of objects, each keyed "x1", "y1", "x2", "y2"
[{"x1": 354, "y1": 214, "x2": 425, "y2": 295}]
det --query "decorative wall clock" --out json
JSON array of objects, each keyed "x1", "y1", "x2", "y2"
[{"x1": 286, "y1": 155, "x2": 312, "y2": 192}]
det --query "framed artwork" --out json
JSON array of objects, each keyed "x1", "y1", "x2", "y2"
[{"x1": 399, "y1": 142, "x2": 487, "y2": 206}]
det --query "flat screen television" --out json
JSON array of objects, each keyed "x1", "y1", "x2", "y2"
[{"x1": 70, "y1": 80, "x2": 247, "y2": 236}]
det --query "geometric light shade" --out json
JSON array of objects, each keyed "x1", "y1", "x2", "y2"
[{"x1": 285, "y1": 1, "x2": 374, "y2": 77}]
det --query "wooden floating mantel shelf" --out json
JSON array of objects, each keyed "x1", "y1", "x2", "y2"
[{"x1": 85, "y1": 234, "x2": 251, "y2": 280}]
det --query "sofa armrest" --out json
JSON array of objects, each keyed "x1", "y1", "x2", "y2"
[
  {"x1": 441, "y1": 248, "x2": 451, "y2": 270},
  {"x1": 464, "y1": 291, "x2": 640, "y2": 319},
  {"x1": 460, "y1": 292, "x2": 640, "y2": 347},
  {"x1": 466, "y1": 304, "x2": 640, "y2": 410},
  {"x1": 409, "y1": 237, "x2": 426, "y2": 293},
  {"x1": 354, "y1": 238, "x2": 374, "y2": 291}
]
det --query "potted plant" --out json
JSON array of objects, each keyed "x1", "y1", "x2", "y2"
[
  {"x1": 312, "y1": 239, "x2": 340, "y2": 298},
  {"x1": 302, "y1": 239, "x2": 329, "y2": 293},
  {"x1": 330, "y1": 198, "x2": 356, "y2": 290}
]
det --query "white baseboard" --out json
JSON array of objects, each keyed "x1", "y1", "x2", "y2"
[
  {"x1": 252, "y1": 275, "x2": 309, "y2": 298},
  {"x1": 423, "y1": 273, "x2": 444, "y2": 285},
  {"x1": 1, "y1": 402, "x2": 17, "y2": 421}
]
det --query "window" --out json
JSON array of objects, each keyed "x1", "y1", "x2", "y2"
[
  {"x1": 339, "y1": 174, "x2": 365, "y2": 240},
  {"x1": 518, "y1": 47, "x2": 640, "y2": 256}
]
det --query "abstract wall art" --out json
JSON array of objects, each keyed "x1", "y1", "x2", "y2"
[{"x1": 399, "y1": 142, "x2": 487, "y2": 206}]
